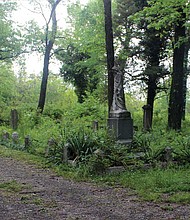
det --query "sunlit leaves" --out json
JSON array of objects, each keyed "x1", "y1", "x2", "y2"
[
  {"x1": 0, "y1": 1, "x2": 23, "y2": 60},
  {"x1": 64, "y1": 0, "x2": 106, "y2": 69},
  {"x1": 0, "y1": 62, "x2": 16, "y2": 106},
  {"x1": 135, "y1": 0, "x2": 190, "y2": 30},
  {"x1": 55, "y1": 0, "x2": 107, "y2": 102}
]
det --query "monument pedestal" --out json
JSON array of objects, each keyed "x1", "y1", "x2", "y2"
[{"x1": 108, "y1": 116, "x2": 133, "y2": 144}]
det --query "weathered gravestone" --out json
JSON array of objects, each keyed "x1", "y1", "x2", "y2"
[
  {"x1": 108, "y1": 66, "x2": 133, "y2": 144},
  {"x1": 164, "y1": 146, "x2": 173, "y2": 164},
  {"x1": 24, "y1": 135, "x2": 31, "y2": 149},
  {"x1": 92, "y1": 120, "x2": 99, "y2": 131},
  {"x1": 12, "y1": 132, "x2": 19, "y2": 144},
  {"x1": 2, "y1": 131, "x2": 9, "y2": 142},
  {"x1": 10, "y1": 109, "x2": 18, "y2": 130},
  {"x1": 45, "y1": 138, "x2": 68, "y2": 163},
  {"x1": 63, "y1": 143, "x2": 69, "y2": 163},
  {"x1": 45, "y1": 138, "x2": 57, "y2": 157}
]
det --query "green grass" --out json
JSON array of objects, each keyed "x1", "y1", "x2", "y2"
[
  {"x1": 0, "y1": 180, "x2": 26, "y2": 193},
  {"x1": 166, "y1": 192, "x2": 190, "y2": 203},
  {"x1": 0, "y1": 145, "x2": 46, "y2": 167},
  {"x1": 95, "y1": 167, "x2": 190, "y2": 203}
]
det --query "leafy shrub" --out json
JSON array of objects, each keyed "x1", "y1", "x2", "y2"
[
  {"x1": 173, "y1": 136, "x2": 190, "y2": 164},
  {"x1": 67, "y1": 130, "x2": 98, "y2": 161},
  {"x1": 46, "y1": 139, "x2": 66, "y2": 165}
]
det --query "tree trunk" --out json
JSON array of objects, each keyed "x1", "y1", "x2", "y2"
[
  {"x1": 103, "y1": 0, "x2": 114, "y2": 113},
  {"x1": 37, "y1": 41, "x2": 53, "y2": 113},
  {"x1": 37, "y1": 0, "x2": 61, "y2": 113},
  {"x1": 146, "y1": 75, "x2": 157, "y2": 127},
  {"x1": 144, "y1": 28, "x2": 161, "y2": 129},
  {"x1": 182, "y1": 41, "x2": 190, "y2": 120},
  {"x1": 168, "y1": 16, "x2": 186, "y2": 130}
]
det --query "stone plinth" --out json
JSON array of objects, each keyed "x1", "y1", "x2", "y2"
[{"x1": 108, "y1": 116, "x2": 133, "y2": 144}]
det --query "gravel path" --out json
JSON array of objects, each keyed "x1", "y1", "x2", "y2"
[{"x1": 0, "y1": 156, "x2": 190, "y2": 220}]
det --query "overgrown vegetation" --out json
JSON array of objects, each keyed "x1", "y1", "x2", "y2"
[
  {"x1": 1, "y1": 91, "x2": 190, "y2": 203},
  {"x1": 1, "y1": 0, "x2": 190, "y2": 204}
]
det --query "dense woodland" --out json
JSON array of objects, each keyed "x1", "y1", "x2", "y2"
[{"x1": 1, "y1": 0, "x2": 190, "y2": 175}]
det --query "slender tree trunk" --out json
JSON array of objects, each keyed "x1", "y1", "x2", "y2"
[
  {"x1": 103, "y1": 0, "x2": 114, "y2": 113},
  {"x1": 37, "y1": 41, "x2": 53, "y2": 113},
  {"x1": 168, "y1": 16, "x2": 186, "y2": 130},
  {"x1": 37, "y1": 0, "x2": 61, "y2": 113},
  {"x1": 182, "y1": 41, "x2": 190, "y2": 120},
  {"x1": 146, "y1": 75, "x2": 157, "y2": 127}
]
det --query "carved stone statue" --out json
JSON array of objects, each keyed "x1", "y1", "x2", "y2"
[{"x1": 109, "y1": 66, "x2": 130, "y2": 118}]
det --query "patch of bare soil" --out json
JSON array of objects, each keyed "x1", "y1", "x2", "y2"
[{"x1": 0, "y1": 156, "x2": 190, "y2": 220}]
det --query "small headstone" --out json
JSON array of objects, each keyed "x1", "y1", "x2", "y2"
[
  {"x1": 24, "y1": 135, "x2": 31, "y2": 149},
  {"x1": 164, "y1": 147, "x2": 173, "y2": 163},
  {"x1": 92, "y1": 121, "x2": 99, "y2": 131},
  {"x1": 94, "y1": 149, "x2": 104, "y2": 157},
  {"x1": 45, "y1": 138, "x2": 56, "y2": 157},
  {"x1": 12, "y1": 132, "x2": 19, "y2": 144},
  {"x1": 62, "y1": 143, "x2": 69, "y2": 163},
  {"x1": 2, "y1": 131, "x2": 9, "y2": 141}
]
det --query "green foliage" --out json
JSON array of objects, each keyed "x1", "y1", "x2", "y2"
[
  {"x1": 56, "y1": 0, "x2": 106, "y2": 102},
  {"x1": 14, "y1": 75, "x2": 41, "y2": 110},
  {"x1": 0, "y1": 1, "x2": 22, "y2": 60},
  {"x1": 67, "y1": 130, "x2": 97, "y2": 161},
  {"x1": 0, "y1": 0, "x2": 190, "y2": 204},
  {"x1": 45, "y1": 137, "x2": 66, "y2": 165},
  {"x1": 1, "y1": 87, "x2": 190, "y2": 204},
  {"x1": 142, "y1": 0, "x2": 189, "y2": 30},
  {"x1": 17, "y1": 113, "x2": 62, "y2": 155},
  {"x1": 67, "y1": 94, "x2": 107, "y2": 124},
  {"x1": 0, "y1": 63, "x2": 17, "y2": 120},
  {"x1": 96, "y1": 166, "x2": 190, "y2": 202},
  {"x1": 0, "y1": 1, "x2": 43, "y2": 61},
  {"x1": 66, "y1": 0, "x2": 105, "y2": 58},
  {"x1": 57, "y1": 44, "x2": 101, "y2": 103},
  {"x1": 173, "y1": 136, "x2": 190, "y2": 164},
  {"x1": 2, "y1": 71, "x2": 190, "y2": 173}
]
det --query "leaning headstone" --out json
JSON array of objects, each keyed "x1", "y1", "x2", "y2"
[
  {"x1": 10, "y1": 109, "x2": 18, "y2": 130},
  {"x1": 12, "y1": 132, "x2": 19, "y2": 144}
]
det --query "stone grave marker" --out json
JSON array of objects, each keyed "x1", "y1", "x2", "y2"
[{"x1": 10, "y1": 109, "x2": 18, "y2": 130}]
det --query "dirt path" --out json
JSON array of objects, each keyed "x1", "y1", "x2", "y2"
[{"x1": 0, "y1": 156, "x2": 190, "y2": 220}]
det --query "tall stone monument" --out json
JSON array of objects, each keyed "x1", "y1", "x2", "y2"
[{"x1": 108, "y1": 66, "x2": 133, "y2": 144}]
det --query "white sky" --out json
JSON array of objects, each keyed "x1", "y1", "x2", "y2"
[{"x1": 12, "y1": 0, "x2": 89, "y2": 76}]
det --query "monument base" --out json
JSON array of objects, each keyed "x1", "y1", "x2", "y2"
[{"x1": 108, "y1": 117, "x2": 133, "y2": 144}]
